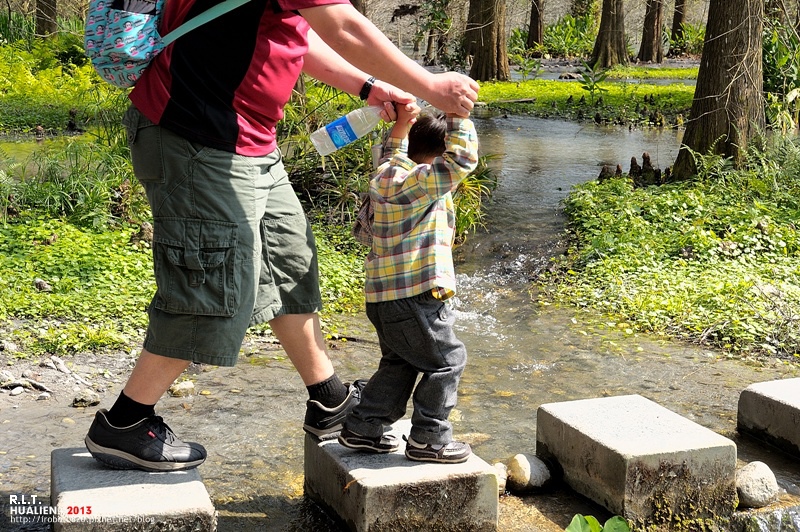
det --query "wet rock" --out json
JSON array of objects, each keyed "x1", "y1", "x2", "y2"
[
  {"x1": 130, "y1": 221, "x2": 154, "y2": 247},
  {"x1": 737, "y1": 461, "x2": 780, "y2": 508},
  {"x1": 72, "y1": 389, "x2": 100, "y2": 407},
  {"x1": 51, "y1": 355, "x2": 71, "y2": 374},
  {"x1": 10, "y1": 386, "x2": 24, "y2": 396},
  {"x1": 37, "y1": 392, "x2": 51, "y2": 400},
  {"x1": 39, "y1": 359, "x2": 57, "y2": 371},
  {"x1": 507, "y1": 453, "x2": 551, "y2": 493},
  {"x1": 34, "y1": 278, "x2": 52, "y2": 292},
  {"x1": 169, "y1": 380, "x2": 196, "y2": 397}
]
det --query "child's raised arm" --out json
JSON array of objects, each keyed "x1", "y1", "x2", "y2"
[{"x1": 388, "y1": 101, "x2": 421, "y2": 140}]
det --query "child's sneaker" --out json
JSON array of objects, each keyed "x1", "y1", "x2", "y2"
[
  {"x1": 404, "y1": 436, "x2": 471, "y2": 463},
  {"x1": 338, "y1": 427, "x2": 400, "y2": 453}
]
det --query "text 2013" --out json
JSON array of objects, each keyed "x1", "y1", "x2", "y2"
[{"x1": 67, "y1": 506, "x2": 92, "y2": 515}]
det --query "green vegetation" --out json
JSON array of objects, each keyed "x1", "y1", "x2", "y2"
[
  {"x1": 542, "y1": 136, "x2": 800, "y2": 360},
  {"x1": 566, "y1": 515, "x2": 630, "y2": 532},
  {"x1": 763, "y1": 17, "x2": 800, "y2": 133},
  {"x1": 478, "y1": 78, "x2": 695, "y2": 127},
  {"x1": 605, "y1": 65, "x2": 699, "y2": 80},
  {"x1": 669, "y1": 21, "x2": 706, "y2": 57}
]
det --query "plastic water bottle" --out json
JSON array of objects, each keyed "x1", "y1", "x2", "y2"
[{"x1": 310, "y1": 106, "x2": 382, "y2": 156}]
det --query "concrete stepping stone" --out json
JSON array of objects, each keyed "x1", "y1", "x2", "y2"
[
  {"x1": 50, "y1": 447, "x2": 216, "y2": 531},
  {"x1": 536, "y1": 394, "x2": 737, "y2": 529},
  {"x1": 738, "y1": 377, "x2": 800, "y2": 458},
  {"x1": 304, "y1": 420, "x2": 498, "y2": 531}
]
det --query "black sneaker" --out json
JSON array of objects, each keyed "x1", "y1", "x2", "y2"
[
  {"x1": 338, "y1": 427, "x2": 400, "y2": 453},
  {"x1": 303, "y1": 379, "x2": 367, "y2": 438},
  {"x1": 404, "y1": 436, "x2": 472, "y2": 464},
  {"x1": 85, "y1": 409, "x2": 207, "y2": 472}
]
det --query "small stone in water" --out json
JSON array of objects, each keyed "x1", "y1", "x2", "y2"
[
  {"x1": 72, "y1": 389, "x2": 100, "y2": 407},
  {"x1": 9, "y1": 387, "x2": 24, "y2": 396},
  {"x1": 169, "y1": 380, "x2": 195, "y2": 397}
]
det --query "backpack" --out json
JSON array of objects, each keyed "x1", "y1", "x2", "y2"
[
  {"x1": 352, "y1": 192, "x2": 374, "y2": 246},
  {"x1": 84, "y1": 0, "x2": 248, "y2": 88}
]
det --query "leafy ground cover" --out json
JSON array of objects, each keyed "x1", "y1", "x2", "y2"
[
  {"x1": 0, "y1": 213, "x2": 365, "y2": 357},
  {"x1": 478, "y1": 76, "x2": 695, "y2": 128},
  {"x1": 540, "y1": 138, "x2": 800, "y2": 361}
]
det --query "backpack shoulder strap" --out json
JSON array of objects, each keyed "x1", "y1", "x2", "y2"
[{"x1": 161, "y1": 0, "x2": 250, "y2": 46}]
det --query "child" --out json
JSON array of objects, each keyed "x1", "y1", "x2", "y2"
[{"x1": 339, "y1": 103, "x2": 480, "y2": 463}]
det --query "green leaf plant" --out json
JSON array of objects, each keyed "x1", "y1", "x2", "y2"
[{"x1": 566, "y1": 514, "x2": 631, "y2": 532}]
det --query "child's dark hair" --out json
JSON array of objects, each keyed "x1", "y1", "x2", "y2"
[{"x1": 407, "y1": 111, "x2": 447, "y2": 163}]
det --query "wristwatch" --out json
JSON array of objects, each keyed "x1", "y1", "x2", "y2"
[{"x1": 359, "y1": 76, "x2": 376, "y2": 101}]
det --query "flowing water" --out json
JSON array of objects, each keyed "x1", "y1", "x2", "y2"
[{"x1": 1, "y1": 117, "x2": 799, "y2": 531}]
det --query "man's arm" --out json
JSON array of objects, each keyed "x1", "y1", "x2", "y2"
[
  {"x1": 299, "y1": 3, "x2": 478, "y2": 117},
  {"x1": 302, "y1": 29, "x2": 415, "y2": 118}
]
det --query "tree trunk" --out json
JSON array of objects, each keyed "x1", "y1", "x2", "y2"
[
  {"x1": 668, "y1": 0, "x2": 686, "y2": 56},
  {"x1": 637, "y1": 0, "x2": 664, "y2": 63},
  {"x1": 672, "y1": 0, "x2": 765, "y2": 180},
  {"x1": 424, "y1": 30, "x2": 436, "y2": 65},
  {"x1": 526, "y1": 0, "x2": 544, "y2": 49},
  {"x1": 468, "y1": 0, "x2": 510, "y2": 81},
  {"x1": 464, "y1": 0, "x2": 481, "y2": 57},
  {"x1": 35, "y1": 0, "x2": 57, "y2": 36},
  {"x1": 590, "y1": 0, "x2": 627, "y2": 68},
  {"x1": 436, "y1": 32, "x2": 447, "y2": 62}
]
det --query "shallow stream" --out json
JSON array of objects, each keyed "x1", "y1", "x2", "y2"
[{"x1": 1, "y1": 117, "x2": 799, "y2": 531}]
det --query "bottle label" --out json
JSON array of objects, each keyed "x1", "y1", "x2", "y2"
[{"x1": 325, "y1": 116, "x2": 358, "y2": 149}]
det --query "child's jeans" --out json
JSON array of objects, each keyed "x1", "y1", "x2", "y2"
[{"x1": 346, "y1": 291, "x2": 467, "y2": 446}]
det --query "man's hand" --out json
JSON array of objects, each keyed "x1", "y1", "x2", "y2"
[
  {"x1": 422, "y1": 72, "x2": 479, "y2": 117},
  {"x1": 366, "y1": 80, "x2": 415, "y2": 122}
]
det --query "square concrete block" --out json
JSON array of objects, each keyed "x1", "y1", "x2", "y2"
[
  {"x1": 536, "y1": 394, "x2": 737, "y2": 528},
  {"x1": 304, "y1": 420, "x2": 498, "y2": 531},
  {"x1": 50, "y1": 448, "x2": 216, "y2": 531},
  {"x1": 738, "y1": 378, "x2": 800, "y2": 458}
]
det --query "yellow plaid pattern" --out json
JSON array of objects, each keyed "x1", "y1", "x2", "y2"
[{"x1": 364, "y1": 117, "x2": 479, "y2": 303}]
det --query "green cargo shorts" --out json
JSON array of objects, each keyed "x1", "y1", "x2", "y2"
[{"x1": 123, "y1": 105, "x2": 322, "y2": 366}]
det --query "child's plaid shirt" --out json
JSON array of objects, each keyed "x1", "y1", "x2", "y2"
[{"x1": 364, "y1": 116, "x2": 479, "y2": 303}]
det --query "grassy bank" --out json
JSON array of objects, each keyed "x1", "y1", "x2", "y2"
[
  {"x1": 478, "y1": 76, "x2": 695, "y2": 128},
  {"x1": 541, "y1": 138, "x2": 800, "y2": 361}
]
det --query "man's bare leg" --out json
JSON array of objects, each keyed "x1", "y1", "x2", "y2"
[
  {"x1": 270, "y1": 313, "x2": 359, "y2": 437},
  {"x1": 124, "y1": 348, "x2": 191, "y2": 404},
  {"x1": 269, "y1": 313, "x2": 334, "y2": 385}
]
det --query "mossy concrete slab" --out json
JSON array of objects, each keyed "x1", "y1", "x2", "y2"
[
  {"x1": 536, "y1": 394, "x2": 737, "y2": 529},
  {"x1": 304, "y1": 420, "x2": 498, "y2": 531},
  {"x1": 738, "y1": 378, "x2": 800, "y2": 458},
  {"x1": 50, "y1": 447, "x2": 216, "y2": 531}
]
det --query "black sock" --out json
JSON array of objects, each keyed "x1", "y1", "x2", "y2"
[
  {"x1": 105, "y1": 391, "x2": 156, "y2": 427},
  {"x1": 306, "y1": 374, "x2": 348, "y2": 408}
]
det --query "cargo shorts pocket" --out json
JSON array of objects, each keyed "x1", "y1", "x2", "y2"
[{"x1": 152, "y1": 217, "x2": 239, "y2": 316}]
